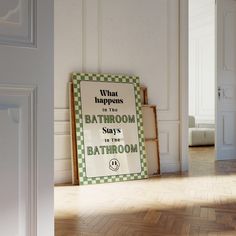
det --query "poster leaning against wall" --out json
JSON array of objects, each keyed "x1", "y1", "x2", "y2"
[{"x1": 70, "y1": 73, "x2": 148, "y2": 185}]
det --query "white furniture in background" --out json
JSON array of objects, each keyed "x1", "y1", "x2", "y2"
[{"x1": 189, "y1": 116, "x2": 215, "y2": 146}]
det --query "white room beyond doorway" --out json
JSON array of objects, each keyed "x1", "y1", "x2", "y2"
[{"x1": 188, "y1": 0, "x2": 216, "y2": 167}]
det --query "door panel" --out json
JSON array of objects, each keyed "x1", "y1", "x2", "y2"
[
  {"x1": 216, "y1": 0, "x2": 236, "y2": 160},
  {"x1": 0, "y1": 87, "x2": 37, "y2": 236},
  {"x1": 0, "y1": 109, "x2": 19, "y2": 236},
  {"x1": 0, "y1": 0, "x2": 53, "y2": 235},
  {"x1": 0, "y1": 0, "x2": 35, "y2": 46}
]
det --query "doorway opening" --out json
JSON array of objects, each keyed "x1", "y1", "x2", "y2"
[{"x1": 188, "y1": 0, "x2": 216, "y2": 175}]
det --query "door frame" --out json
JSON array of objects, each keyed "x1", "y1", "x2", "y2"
[
  {"x1": 180, "y1": 0, "x2": 217, "y2": 171},
  {"x1": 180, "y1": 0, "x2": 189, "y2": 172}
]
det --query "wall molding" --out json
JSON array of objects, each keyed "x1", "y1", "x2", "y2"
[
  {"x1": 54, "y1": 121, "x2": 70, "y2": 135},
  {"x1": 82, "y1": 0, "x2": 178, "y2": 119},
  {"x1": 159, "y1": 131, "x2": 170, "y2": 154},
  {"x1": 82, "y1": 0, "x2": 86, "y2": 71},
  {"x1": 159, "y1": 0, "x2": 171, "y2": 112},
  {"x1": 54, "y1": 108, "x2": 69, "y2": 121},
  {"x1": 54, "y1": 0, "x2": 182, "y2": 183},
  {"x1": 54, "y1": 107, "x2": 72, "y2": 184},
  {"x1": 0, "y1": 84, "x2": 37, "y2": 236}
]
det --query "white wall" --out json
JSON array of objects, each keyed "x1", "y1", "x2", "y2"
[
  {"x1": 54, "y1": 0, "x2": 180, "y2": 184},
  {"x1": 189, "y1": 0, "x2": 215, "y2": 125}
]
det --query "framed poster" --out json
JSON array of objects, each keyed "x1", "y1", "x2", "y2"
[{"x1": 71, "y1": 73, "x2": 148, "y2": 185}]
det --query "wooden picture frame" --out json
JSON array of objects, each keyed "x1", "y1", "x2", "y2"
[
  {"x1": 141, "y1": 105, "x2": 160, "y2": 175},
  {"x1": 69, "y1": 82, "x2": 79, "y2": 184},
  {"x1": 70, "y1": 73, "x2": 148, "y2": 185}
]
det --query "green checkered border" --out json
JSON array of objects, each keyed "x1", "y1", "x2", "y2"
[{"x1": 72, "y1": 72, "x2": 148, "y2": 185}]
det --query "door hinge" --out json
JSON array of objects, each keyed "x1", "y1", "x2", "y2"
[{"x1": 218, "y1": 87, "x2": 221, "y2": 99}]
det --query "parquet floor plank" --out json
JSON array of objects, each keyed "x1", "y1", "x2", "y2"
[{"x1": 55, "y1": 147, "x2": 236, "y2": 235}]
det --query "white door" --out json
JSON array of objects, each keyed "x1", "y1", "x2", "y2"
[
  {"x1": 0, "y1": 1, "x2": 54, "y2": 236},
  {"x1": 216, "y1": 0, "x2": 236, "y2": 160}
]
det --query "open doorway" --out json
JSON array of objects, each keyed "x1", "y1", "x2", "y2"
[{"x1": 188, "y1": 0, "x2": 216, "y2": 175}]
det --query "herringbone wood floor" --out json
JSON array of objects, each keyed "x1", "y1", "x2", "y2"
[{"x1": 55, "y1": 147, "x2": 236, "y2": 235}]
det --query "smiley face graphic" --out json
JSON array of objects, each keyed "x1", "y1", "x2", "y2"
[{"x1": 109, "y1": 158, "x2": 120, "y2": 171}]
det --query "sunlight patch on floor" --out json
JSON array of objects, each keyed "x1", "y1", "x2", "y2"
[{"x1": 55, "y1": 174, "x2": 236, "y2": 218}]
